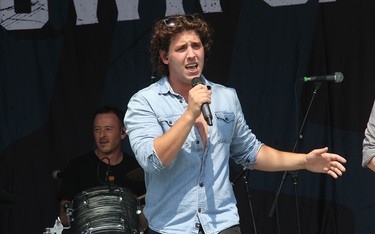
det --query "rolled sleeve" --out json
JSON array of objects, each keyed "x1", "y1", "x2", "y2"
[
  {"x1": 125, "y1": 92, "x2": 165, "y2": 173},
  {"x1": 362, "y1": 101, "x2": 375, "y2": 167},
  {"x1": 228, "y1": 89, "x2": 263, "y2": 169}
]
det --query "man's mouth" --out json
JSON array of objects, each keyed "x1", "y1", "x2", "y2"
[
  {"x1": 99, "y1": 139, "x2": 109, "y2": 146},
  {"x1": 186, "y1": 63, "x2": 198, "y2": 71}
]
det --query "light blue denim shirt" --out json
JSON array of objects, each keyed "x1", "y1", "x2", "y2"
[{"x1": 125, "y1": 76, "x2": 263, "y2": 234}]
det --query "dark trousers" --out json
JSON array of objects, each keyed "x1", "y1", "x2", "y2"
[{"x1": 148, "y1": 225, "x2": 241, "y2": 234}]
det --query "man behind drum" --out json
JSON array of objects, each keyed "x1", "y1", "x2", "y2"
[{"x1": 57, "y1": 105, "x2": 147, "y2": 232}]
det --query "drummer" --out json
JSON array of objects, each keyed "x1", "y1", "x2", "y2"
[{"x1": 57, "y1": 105, "x2": 147, "y2": 231}]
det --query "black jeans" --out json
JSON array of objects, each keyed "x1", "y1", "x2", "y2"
[{"x1": 148, "y1": 225, "x2": 241, "y2": 234}]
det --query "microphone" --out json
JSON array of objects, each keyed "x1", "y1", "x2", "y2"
[
  {"x1": 52, "y1": 170, "x2": 63, "y2": 179},
  {"x1": 191, "y1": 77, "x2": 213, "y2": 126},
  {"x1": 303, "y1": 72, "x2": 344, "y2": 83}
]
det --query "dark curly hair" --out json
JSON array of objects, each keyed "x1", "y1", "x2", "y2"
[{"x1": 150, "y1": 14, "x2": 214, "y2": 78}]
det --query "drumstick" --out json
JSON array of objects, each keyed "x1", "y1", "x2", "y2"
[{"x1": 137, "y1": 194, "x2": 146, "y2": 200}]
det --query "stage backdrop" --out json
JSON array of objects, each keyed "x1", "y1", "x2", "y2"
[{"x1": 1, "y1": 0, "x2": 374, "y2": 234}]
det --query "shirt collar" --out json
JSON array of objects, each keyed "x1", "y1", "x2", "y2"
[
  {"x1": 157, "y1": 75, "x2": 210, "y2": 96},
  {"x1": 157, "y1": 76, "x2": 172, "y2": 95}
]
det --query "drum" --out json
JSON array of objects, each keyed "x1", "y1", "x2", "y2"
[{"x1": 71, "y1": 185, "x2": 139, "y2": 234}]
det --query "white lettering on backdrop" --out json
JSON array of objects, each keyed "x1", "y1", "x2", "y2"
[{"x1": 0, "y1": 0, "x2": 335, "y2": 31}]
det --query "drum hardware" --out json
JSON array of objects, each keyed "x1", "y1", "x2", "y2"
[
  {"x1": 43, "y1": 217, "x2": 66, "y2": 234},
  {"x1": 135, "y1": 194, "x2": 145, "y2": 221},
  {"x1": 64, "y1": 202, "x2": 74, "y2": 226},
  {"x1": 136, "y1": 198, "x2": 142, "y2": 215}
]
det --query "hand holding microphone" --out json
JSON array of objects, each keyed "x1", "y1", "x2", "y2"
[{"x1": 191, "y1": 77, "x2": 213, "y2": 126}]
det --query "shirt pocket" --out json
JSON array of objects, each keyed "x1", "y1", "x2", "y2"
[
  {"x1": 214, "y1": 112, "x2": 235, "y2": 144},
  {"x1": 157, "y1": 114, "x2": 179, "y2": 133}
]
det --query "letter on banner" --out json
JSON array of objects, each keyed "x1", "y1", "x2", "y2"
[
  {"x1": 115, "y1": 0, "x2": 140, "y2": 21},
  {"x1": 73, "y1": 0, "x2": 99, "y2": 25},
  {"x1": 0, "y1": 0, "x2": 48, "y2": 30},
  {"x1": 264, "y1": 0, "x2": 335, "y2": 6},
  {"x1": 264, "y1": 0, "x2": 308, "y2": 6},
  {"x1": 200, "y1": 0, "x2": 222, "y2": 13},
  {"x1": 165, "y1": 0, "x2": 222, "y2": 16},
  {"x1": 165, "y1": 0, "x2": 185, "y2": 16}
]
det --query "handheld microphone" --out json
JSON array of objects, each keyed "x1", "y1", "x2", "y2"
[
  {"x1": 191, "y1": 77, "x2": 213, "y2": 126},
  {"x1": 303, "y1": 72, "x2": 344, "y2": 83},
  {"x1": 52, "y1": 170, "x2": 63, "y2": 179}
]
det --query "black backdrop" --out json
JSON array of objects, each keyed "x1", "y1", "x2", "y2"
[{"x1": 1, "y1": 0, "x2": 375, "y2": 233}]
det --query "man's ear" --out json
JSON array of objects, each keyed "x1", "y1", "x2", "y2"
[
  {"x1": 160, "y1": 51, "x2": 169, "y2": 64},
  {"x1": 121, "y1": 127, "x2": 126, "y2": 139}
]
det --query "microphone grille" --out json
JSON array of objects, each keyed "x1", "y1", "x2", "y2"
[
  {"x1": 334, "y1": 72, "x2": 344, "y2": 83},
  {"x1": 191, "y1": 77, "x2": 203, "y2": 87}
]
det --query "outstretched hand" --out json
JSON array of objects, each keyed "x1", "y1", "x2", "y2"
[{"x1": 305, "y1": 147, "x2": 347, "y2": 178}]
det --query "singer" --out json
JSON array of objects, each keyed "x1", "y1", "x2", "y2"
[{"x1": 125, "y1": 14, "x2": 347, "y2": 234}]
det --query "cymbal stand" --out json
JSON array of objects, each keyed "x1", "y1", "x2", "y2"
[{"x1": 268, "y1": 82, "x2": 323, "y2": 234}]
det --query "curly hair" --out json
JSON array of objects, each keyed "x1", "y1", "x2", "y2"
[{"x1": 150, "y1": 14, "x2": 214, "y2": 78}]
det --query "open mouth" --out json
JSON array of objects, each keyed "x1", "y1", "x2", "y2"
[
  {"x1": 186, "y1": 63, "x2": 198, "y2": 72},
  {"x1": 99, "y1": 139, "x2": 109, "y2": 147}
]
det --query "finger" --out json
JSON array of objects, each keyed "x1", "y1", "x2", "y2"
[
  {"x1": 330, "y1": 166, "x2": 343, "y2": 177},
  {"x1": 326, "y1": 162, "x2": 346, "y2": 178},
  {"x1": 336, "y1": 156, "x2": 347, "y2": 163},
  {"x1": 333, "y1": 162, "x2": 346, "y2": 172},
  {"x1": 327, "y1": 170, "x2": 339, "y2": 179},
  {"x1": 312, "y1": 147, "x2": 329, "y2": 155},
  {"x1": 329, "y1": 154, "x2": 347, "y2": 163},
  {"x1": 323, "y1": 153, "x2": 347, "y2": 163}
]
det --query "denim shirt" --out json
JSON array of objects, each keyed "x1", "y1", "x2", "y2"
[{"x1": 125, "y1": 76, "x2": 263, "y2": 234}]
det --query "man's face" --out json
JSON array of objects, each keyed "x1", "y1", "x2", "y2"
[
  {"x1": 93, "y1": 113, "x2": 125, "y2": 155},
  {"x1": 160, "y1": 30, "x2": 205, "y2": 86}
]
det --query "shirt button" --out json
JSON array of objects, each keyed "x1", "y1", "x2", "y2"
[
  {"x1": 199, "y1": 182, "x2": 204, "y2": 187},
  {"x1": 196, "y1": 140, "x2": 200, "y2": 144},
  {"x1": 195, "y1": 223, "x2": 201, "y2": 229},
  {"x1": 179, "y1": 99, "x2": 183, "y2": 103},
  {"x1": 198, "y1": 208, "x2": 201, "y2": 213}
]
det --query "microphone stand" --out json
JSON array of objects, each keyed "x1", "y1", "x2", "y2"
[
  {"x1": 106, "y1": 162, "x2": 115, "y2": 191},
  {"x1": 268, "y1": 82, "x2": 323, "y2": 234},
  {"x1": 231, "y1": 167, "x2": 258, "y2": 234},
  {"x1": 101, "y1": 157, "x2": 112, "y2": 190}
]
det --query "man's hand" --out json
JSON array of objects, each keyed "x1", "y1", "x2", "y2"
[{"x1": 305, "y1": 147, "x2": 347, "y2": 178}]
